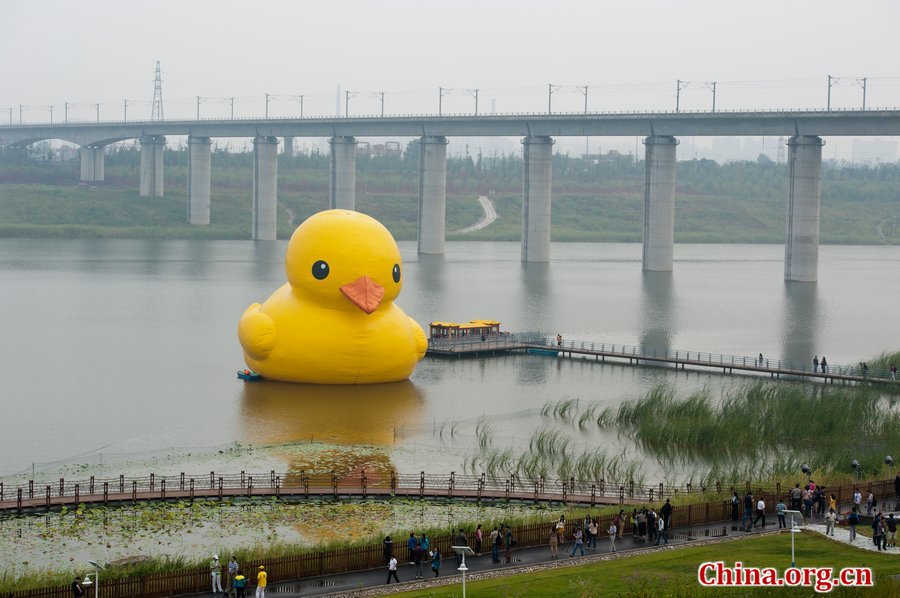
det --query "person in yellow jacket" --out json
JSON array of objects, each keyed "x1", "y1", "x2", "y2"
[{"x1": 255, "y1": 565, "x2": 267, "y2": 598}]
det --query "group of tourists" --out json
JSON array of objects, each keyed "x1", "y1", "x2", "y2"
[
  {"x1": 548, "y1": 501, "x2": 673, "y2": 557},
  {"x1": 206, "y1": 555, "x2": 264, "y2": 597},
  {"x1": 383, "y1": 532, "x2": 441, "y2": 582},
  {"x1": 382, "y1": 523, "x2": 520, "y2": 584}
]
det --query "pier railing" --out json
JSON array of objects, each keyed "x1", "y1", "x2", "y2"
[
  {"x1": 428, "y1": 333, "x2": 898, "y2": 383},
  {"x1": 1, "y1": 470, "x2": 896, "y2": 514},
  {"x1": 547, "y1": 336, "x2": 896, "y2": 380}
]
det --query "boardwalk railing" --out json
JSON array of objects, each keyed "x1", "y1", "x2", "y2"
[
  {"x1": 428, "y1": 333, "x2": 900, "y2": 384},
  {"x1": 8, "y1": 474, "x2": 897, "y2": 598},
  {"x1": 1, "y1": 470, "x2": 896, "y2": 515}
]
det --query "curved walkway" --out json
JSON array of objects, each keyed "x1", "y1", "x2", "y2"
[
  {"x1": 184, "y1": 520, "x2": 742, "y2": 597},
  {"x1": 453, "y1": 195, "x2": 497, "y2": 233},
  {"x1": 182, "y1": 519, "x2": 897, "y2": 597}
]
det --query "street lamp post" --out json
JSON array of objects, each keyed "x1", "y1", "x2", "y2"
[
  {"x1": 800, "y1": 463, "x2": 812, "y2": 482},
  {"x1": 452, "y1": 546, "x2": 474, "y2": 598},
  {"x1": 783, "y1": 510, "x2": 802, "y2": 567},
  {"x1": 81, "y1": 560, "x2": 103, "y2": 598},
  {"x1": 851, "y1": 459, "x2": 861, "y2": 482},
  {"x1": 885, "y1": 456, "x2": 894, "y2": 477}
]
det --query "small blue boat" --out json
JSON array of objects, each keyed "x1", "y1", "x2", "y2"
[{"x1": 237, "y1": 369, "x2": 262, "y2": 381}]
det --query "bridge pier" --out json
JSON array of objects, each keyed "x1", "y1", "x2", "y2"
[
  {"x1": 785, "y1": 135, "x2": 824, "y2": 281},
  {"x1": 252, "y1": 136, "x2": 279, "y2": 240},
  {"x1": 329, "y1": 136, "x2": 356, "y2": 210},
  {"x1": 282, "y1": 136, "x2": 294, "y2": 158},
  {"x1": 417, "y1": 135, "x2": 448, "y2": 254},
  {"x1": 642, "y1": 135, "x2": 678, "y2": 272},
  {"x1": 139, "y1": 135, "x2": 166, "y2": 197},
  {"x1": 79, "y1": 146, "x2": 104, "y2": 182},
  {"x1": 187, "y1": 136, "x2": 211, "y2": 225},
  {"x1": 521, "y1": 135, "x2": 554, "y2": 262}
]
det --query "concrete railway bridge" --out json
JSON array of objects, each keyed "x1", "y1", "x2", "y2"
[{"x1": 3, "y1": 109, "x2": 900, "y2": 281}]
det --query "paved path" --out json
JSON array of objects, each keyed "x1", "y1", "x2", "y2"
[
  {"x1": 183, "y1": 520, "x2": 749, "y2": 597},
  {"x1": 183, "y1": 513, "x2": 900, "y2": 597},
  {"x1": 453, "y1": 195, "x2": 497, "y2": 233}
]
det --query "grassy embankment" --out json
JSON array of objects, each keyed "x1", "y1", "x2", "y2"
[
  {"x1": 391, "y1": 532, "x2": 900, "y2": 597},
  {"x1": 1, "y1": 154, "x2": 897, "y2": 244}
]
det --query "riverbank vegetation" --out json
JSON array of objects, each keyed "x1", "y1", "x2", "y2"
[
  {"x1": 465, "y1": 380, "x2": 900, "y2": 485},
  {"x1": 1, "y1": 146, "x2": 898, "y2": 244}
]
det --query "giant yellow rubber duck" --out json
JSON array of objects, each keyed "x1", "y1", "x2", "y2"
[{"x1": 238, "y1": 209, "x2": 427, "y2": 384}]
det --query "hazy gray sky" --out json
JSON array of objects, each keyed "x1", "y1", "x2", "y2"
[{"x1": 3, "y1": 0, "x2": 899, "y2": 121}]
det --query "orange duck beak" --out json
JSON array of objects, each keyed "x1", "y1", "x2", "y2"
[{"x1": 340, "y1": 275, "x2": 384, "y2": 314}]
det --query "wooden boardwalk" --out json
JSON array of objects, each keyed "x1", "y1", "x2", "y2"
[
  {"x1": 0, "y1": 472, "x2": 689, "y2": 514},
  {"x1": 427, "y1": 334, "x2": 899, "y2": 386}
]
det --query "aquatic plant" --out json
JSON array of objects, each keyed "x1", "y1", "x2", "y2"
[{"x1": 606, "y1": 381, "x2": 900, "y2": 482}]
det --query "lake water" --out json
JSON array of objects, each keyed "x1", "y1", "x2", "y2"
[{"x1": 1, "y1": 239, "x2": 898, "y2": 481}]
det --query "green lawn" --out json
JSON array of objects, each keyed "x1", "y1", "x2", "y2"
[{"x1": 391, "y1": 532, "x2": 900, "y2": 596}]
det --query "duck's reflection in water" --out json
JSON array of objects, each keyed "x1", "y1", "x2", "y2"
[{"x1": 239, "y1": 380, "x2": 425, "y2": 479}]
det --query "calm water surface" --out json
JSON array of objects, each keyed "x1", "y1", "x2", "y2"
[{"x1": 1, "y1": 239, "x2": 898, "y2": 478}]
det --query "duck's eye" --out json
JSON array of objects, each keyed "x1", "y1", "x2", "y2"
[
  {"x1": 312, "y1": 260, "x2": 330, "y2": 280},
  {"x1": 392, "y1": 263, "x2": 401, "y2": 283}
]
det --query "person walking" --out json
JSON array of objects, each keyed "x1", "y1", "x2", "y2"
[
  {"x1": 504, "y1": 525, "x2": 514, "y2": 563},
  {"x1": 412, "y1": 542, "x2": 425, "y2": 579},
  {"x1": 660, "y1": 499, "x2": 672, "y2": 532},
  {"x1": 790, "y1": 484, "x2": 802, "y2": 511},
  {"x1": 71, "y1": 577, "x2": 84, "y2": 598},
  {"x1": 848, "y1": 507, "x2": 860, "y2": 542},
  {"x1": 742, "y1": 491, "x2": 753, "y2": 531},
  {"x1": 227, "y1": 556, "x2": 239, "y2": 596},
  {"x1": 821, "y1": 356, "x2": 827, "y2": 373},
  {"x1": 824, "y1": 508, "x2": 836, "y2": 537},
  {"x1": 569, "y1": 526, "x2": 585, "y2": 557},
  {"x1": 655, "y1": 514, "x2": 668, "y2": 545},
  {"x1": 454, "y1": 528, "x2": 468, "y2": 567},
  {"x1": 887, "y1": 514, "x2": 897, "y2": 548},
  {"x1": 386, "y1": 556, "x2": 400, "y2": 584},
  {"x1": 255, "y1": 565, "x2": 267, "y2": 598},
  {"x1": 548, "y1": 526, "x2": 558, "y2": 559},
  {"x1": 431, "y1": 547, "x2": 442, "y2": 577},
  {"x1": 776, "y1": 499, "x2": 786, "y2": 529},
  {"x1": 608, "y1": 521, "x2": 617, "y2": 552},
  {"x1": 813, "y1": 356, "x2": 819, "y2": 372},
  {"x1": 210, "y1": 555, "x2": 224, "y2": 594},
  {"x1": 731, "y1": 491, "x2": 739, "y2": 522},
  {"x1": 407, "y1": 532, "x2": 417, "y2": 564},
  {"x1": 382, "y1": 535, "x2": 393, "y2": 564},
  {"x1": 753, "y1": 496, "x2": 766, "y2": 529},
  {"x1": 555, "y1": 515, "x2": 566, "y2": 546},
  {"x1": 474, "y1": 524, "x2": 483, "y2": 554},
  {"x1": 866, "y1": 491, "x2": 875, "y2": 517},
  {"x1": 873, "y1": 513, "x2": 886, "y2": 551},
  {"x1": 491, "y1": 527, "x2": 501, "y2": 563},
  {"x1": 588, "y1": 518, "x2": 598, "y2": 550}
]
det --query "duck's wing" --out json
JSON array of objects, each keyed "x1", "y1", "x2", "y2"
[
  {"x1": 238, "y1": 303, "x2": 277, "y2": 360},
  {"x1": 410, "y1": 317, "x2": 428, "y2": 360}
]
